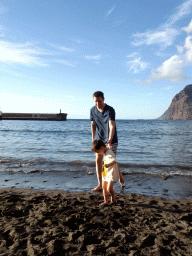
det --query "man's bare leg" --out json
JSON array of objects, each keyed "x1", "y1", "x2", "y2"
[
  {"x1": 113, "y1": 151, "x2": 124, "y2": 186},
  {"x1": 118, "y1": 163, "x2": 124, "y2": 186},
  {"x1": 92, "y1": 153, "x2": 103, "y2": 191}
]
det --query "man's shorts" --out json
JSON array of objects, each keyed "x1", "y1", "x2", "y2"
[{"x1": 111, "y1": 143, "x2": 118, "y2": 155}]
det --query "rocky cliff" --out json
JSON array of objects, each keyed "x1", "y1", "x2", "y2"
[{"x1": 158, "y1": 84, "x2": 192, "y2": 120}]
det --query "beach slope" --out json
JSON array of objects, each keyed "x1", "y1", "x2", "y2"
[{"x1": 0, "y1": 188, "x2": 191, "y2": 255}]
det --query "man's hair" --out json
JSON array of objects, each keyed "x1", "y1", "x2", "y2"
[
  {"x1": 93, "y1": 91, "x2": 104, "y2": 99},
  {"x1": 91, "y1": 139, "x2": 105, "y2": 152}
]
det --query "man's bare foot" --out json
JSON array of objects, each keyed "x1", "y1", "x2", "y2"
[
  {"x1": 99, "y1": 202, "x2": 108, "y2": 206},
  {"x1": 92, "y1": 185, "x2": 103, "y2": 192},
  {"x1": 119, "y1": 177, "x2": 124, "y2": 187},
  {"x1": 110, "y1": 200, "x2": 116, "y2": 205}
]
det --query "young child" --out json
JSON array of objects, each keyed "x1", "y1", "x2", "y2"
[{"x1": 91, "y1": 139, "x2": 120, "y2": 206}]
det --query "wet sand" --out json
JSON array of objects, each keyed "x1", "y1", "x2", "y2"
[
  {"x1": 0, "y1": 188, "x2": 192, "y2": 255},
  {"x1": 1, "y1": 170, "x2": 192, "y2": 200}
]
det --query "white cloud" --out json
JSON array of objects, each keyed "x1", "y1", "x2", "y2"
[
  {"x1": 55, "y1": 59, "x2": 76, "y2": 67},
  {"x1": 106, "y1": 6, "x2": 116, "y2": 17},
  {"x1": 132, "y1": 0, "x2": 192, "y2": 48},
  {"x1": 145, "y1": 36, "x2": 192, "y2": 83},
  {"x1": 113, "y1": 18, "x2": 126, "y2": 27},
  {"x1": 127, "y1": 52, "x2": 138, "y2": 58},
  {"x1": 0, "y1": 6, "x2": 8, "y2": 37},
  {"x1": 182, "y1": 20, "x2": 192, "y2": 33},
  {"x1": 0, "y1": 66, "x2": 26, "y2": 78},
  {"x1": 176, "y1": 45, "x2": 184, "y2": 54},
  {"x1": 72, "y1": 38, "x2": 83, "y2": 45},
  {"x1": 183, "y1": 20, "x2": 192, "y2": 34},
  {"x1": 146, "y1": 55, "x2": 187, "y2": 83},
  {"x1": 0, "y1": 31, "x2": 5, "y2": 38},
  {"x1": 164, "y1": 86, "x2": 173, "y2": 90},
  {"x1": 47, "y1": 43, "x2": 75, "y2": 53},
  {"x1": 57, "y1": 46, "x2": 74, "y2": 52},
  {"x1": 0, "y1": 41, "x2": 47, "y2": 65},
  {"x1": 127, "y1": 57, "x2": 148, "y2": 73},
  {"x1": 167, "y1": 0, "x2": 192, "y2": 26},
  {"x1": 0, "y1": 24, "x2": 5, "y2": 38},
  {"x1": 0, "y1": 5, "x2": 8, "y2": 14},
  {"x1": 133, "y1": 27, "x2": 179, "y2": 48},
  {"x1": 185, "y1": 36, "x2": 192, "y2": 61},
  {"x1": 85, "y1": 55, "x2": 101, "y2": 60},
  {"x1": 132, "y1": 1, "x2": 192, "y2": 83},
  {"x1": 0, "y1": 39, "x2": 76, "y2": 67},
  {"x1": 105, "y1": 5, "x2": 126, "y2": 27}
]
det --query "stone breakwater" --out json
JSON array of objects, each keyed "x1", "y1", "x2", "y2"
[{"x1": 1, "y1": 112, "x2": 67, "y2": 121}]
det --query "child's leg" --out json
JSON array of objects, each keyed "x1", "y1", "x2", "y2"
[
  {"x1": 100, "y1": 181, "x2": 108, "y2": 205},
  {"x1": 107, "y1": 181, "x2": 116, "y2": 204}
]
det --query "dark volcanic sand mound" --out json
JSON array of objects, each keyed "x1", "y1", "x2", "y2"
[{"x1": 0, "y1": 188, "x2": 192, "y2": 255}]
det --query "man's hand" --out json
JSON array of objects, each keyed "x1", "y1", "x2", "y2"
[
  {"x1": 106, "y1": 140, "x2": 112, "y2": 147},
  {"x1": 103, "y1": 163, "x2": 110, "y2": 168},
  {"x1": 103, "y1": 161, "x2": 116, "y2": 169}
]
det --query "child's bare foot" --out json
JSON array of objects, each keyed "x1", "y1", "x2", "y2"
[{"x1": 92, "y1": 185, "x2": 103, "y2": 192}]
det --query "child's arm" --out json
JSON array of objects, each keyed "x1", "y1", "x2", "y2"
[{"x1": 103, "y1": 161, "x2": 116, "y2": 168}]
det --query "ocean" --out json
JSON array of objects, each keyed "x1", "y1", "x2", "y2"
[{"x1": 0, "y1": 119, "x2": 192, "y2": 200}]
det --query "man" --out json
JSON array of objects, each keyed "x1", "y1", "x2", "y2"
[{"x1": 90, "y1": 91, "x2": 124, "y2": 191}]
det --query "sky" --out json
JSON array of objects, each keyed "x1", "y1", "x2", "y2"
[{"x1": 0, "y1": 0, "x2": 192, "y2": 119}]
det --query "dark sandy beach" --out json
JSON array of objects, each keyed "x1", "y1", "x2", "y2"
[{"x1": 0, "y1": 188, "x2": 192, "y2": 255}]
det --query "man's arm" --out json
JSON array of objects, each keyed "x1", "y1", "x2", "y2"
[
  {"x1": 107, "y1": 120, "x2": 116, "y2": 146},
  {"x1": 91, "y1": 121, "x2": 96, "y2": 142}
]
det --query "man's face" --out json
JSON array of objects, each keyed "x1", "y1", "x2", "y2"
[{"x1": 93, "y1": 96, "x2": 105, "y2": 109}]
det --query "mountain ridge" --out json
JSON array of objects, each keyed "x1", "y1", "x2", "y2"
[{"x1": 158, "y1": 84, "x2": 192, "y2": 120}]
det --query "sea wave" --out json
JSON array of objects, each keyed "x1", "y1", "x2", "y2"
[
  {"x1": 1, "y1": 157, "x2": 192, "y2": 177},
  {"x1": 1, "y1": 156, "x2": 192, "y2": 169}
]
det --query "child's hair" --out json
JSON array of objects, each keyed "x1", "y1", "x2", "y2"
[{"x1": 91, "y1": 139, "x2": 105, "y2": 152}]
